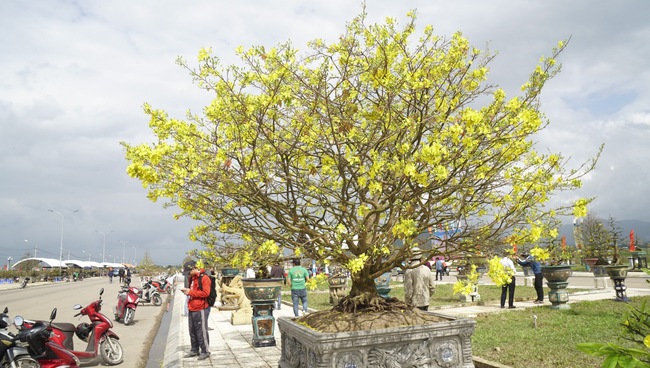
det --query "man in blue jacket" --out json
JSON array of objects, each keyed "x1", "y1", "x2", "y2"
[{"x1": 517, "y1": 253, "x2": 543, "y2": 304}]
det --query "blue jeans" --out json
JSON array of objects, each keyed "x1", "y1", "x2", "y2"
[{"x1": 291, "y1": 289, "x2": 308, "y2": 317}]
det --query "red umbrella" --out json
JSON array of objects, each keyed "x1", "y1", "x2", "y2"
[{"x1": 630, "y1": 229, "x2": 636, "y2": 252}]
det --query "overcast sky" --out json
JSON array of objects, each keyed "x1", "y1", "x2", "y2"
[{"x1": 1, "y1": 1, "x2": 648, "y2": 267}]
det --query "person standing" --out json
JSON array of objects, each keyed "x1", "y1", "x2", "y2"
[
  {"x1": 434, "y1": 257, "x2": 444, "y2": 281},
  {"x1": 270, "y1": 261, "x2": 286, "y2": 310},
  {"x1": 500, "y1": 253, "x2": 517, "y2": 309},
  {"x1": 517, "y1": 253, "x2": 544, "y2": 304},
  {"x1": 404, "y1": 255, "x2": 436, "y2": 311},
  {"x1": 181, "y1": 261, "x2": 211, "y2": 361},
  {"x1": 288, "y1": 259, "x2": 310, "y2": 316}
]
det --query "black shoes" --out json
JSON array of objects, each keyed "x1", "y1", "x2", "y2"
[
  {"x1": 198, "y1": 352, "x2": 211, "y2": 360},
  {"x1": 184, "y1": 352, "x2": 199, "y2": 358},
  {"x1": 508, "y1": 306, "x2": 516, "y2": 309}
]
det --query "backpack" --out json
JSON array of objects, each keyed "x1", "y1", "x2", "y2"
[{"x1": 198, "y1": 274, "x2": 217, "y2": 307}]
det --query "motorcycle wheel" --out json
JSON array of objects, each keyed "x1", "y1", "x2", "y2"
[
  {"x1": 8, "y1": 355, "x2": 39, "y2": 368},
  {"x1": 100, "y1": 336, "x2": 124, "y2": 365},
  {"x1": 153, "y1": 293, "x2": 163, "y2": 306},
  {"x1": 124, "y1": 307, "x2": 135, "y2": 325}
]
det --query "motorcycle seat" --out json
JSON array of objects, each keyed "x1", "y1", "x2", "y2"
[{"x1": 50, "y1": 322, "x2": 76, "y2": 333}]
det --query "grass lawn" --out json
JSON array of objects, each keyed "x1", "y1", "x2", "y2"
[{"x1": 280, "y1": 279, "x2": 646, "y2": 367}]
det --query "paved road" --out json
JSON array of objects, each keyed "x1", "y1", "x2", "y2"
[{"x1": 0, "y1": 276, "x2": 167, "y2": 367}]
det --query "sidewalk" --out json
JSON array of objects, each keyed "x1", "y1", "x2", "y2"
[{"x1": 164, "y1": 273, "x2": 650, "y2": 368}]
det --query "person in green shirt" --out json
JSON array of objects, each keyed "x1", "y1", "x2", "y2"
[{"x1": 287, "y1": 259, "x2": 310, "y2": 316}]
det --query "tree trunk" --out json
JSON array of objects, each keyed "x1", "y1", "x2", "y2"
[{"x1": 349, "y1": 270, "x2": 379, "y2": 298}]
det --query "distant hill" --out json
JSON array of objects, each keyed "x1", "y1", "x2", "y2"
[{"x1": 559, "y1": 219, "x2": 650, "y2": 247}]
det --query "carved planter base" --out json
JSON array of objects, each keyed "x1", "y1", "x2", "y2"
[{"x1": 278, "y1": 312, "x2": 476, "y2": 368}]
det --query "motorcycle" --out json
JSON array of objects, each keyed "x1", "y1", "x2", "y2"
[
  {"x1": 16, "y1": 288, "x2": 123, "y2": 366},
  {"x1": 114, "y1": 285, "x2": 139, "y2": 325},
  {"x1": 20, "y1": 278, "x2": 30, "y2": 289},
  {"x1": 13, "y1": 309, "x2": 81, "y2": 368},
  {"x1": 1, "y1": 307, "x2": 38, "y2": 367},
  {"x1": 139, "y1": 282, "x2": 163, "y2": 306},
  {"x1": 149, "y1": 276, "x2": 173, "y2": 295}
]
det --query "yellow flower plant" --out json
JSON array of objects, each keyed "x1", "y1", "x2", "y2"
[
  {"x1": 530, "y1": 247, "x2": 550, "y2": 262},
  {"x1": 453, "y1": 264, "x2": 480, "y2": 297},
  {"x1": 486, "y1": 256, "x2": 514, "y2": 287}
]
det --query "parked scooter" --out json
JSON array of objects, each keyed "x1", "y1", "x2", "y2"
[
  {"x1": 16, "y1": 288, "x2": 123, "y2": 366},
  {"x1": 139, "y1": 282, "x2": 163, "y2": 306},
  {"x1": 13, "y1": 309, "x2": 81, "y2": 368},
  {"x1": 149, "y1": 276, "x2": 173, "y2": 295},
  {"x1": 115, "y1": 284, "x2": 139, "y2": 325},
  {"x1": 20, "y1": 277, "x2": 30, "y2": 289},
  {"x1": 0, "y1": 307, "x2": 38, "y2": 367}
]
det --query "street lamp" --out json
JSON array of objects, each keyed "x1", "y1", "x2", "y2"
[
  {"x1": 96, "y1": 230, "x2": 113, "y2": 263},
  {"x1": 49, "y1": 209, "x2": 79, "y2": 274},
  {"x1": 132, "y1": 246, "x2": 137, "y2": 266},
  {"x1": 7, "y1": 257, "x2": 12, "y2": 270},
  {"x1": 24, "y1": 239, "x2": 37, "y2": 257},
  {"x1": 120, "y1": 240, "x2": 129, "y2": 264},
  {"x1": 83, "y1": 250, "x2": 91, "y2": 261}
]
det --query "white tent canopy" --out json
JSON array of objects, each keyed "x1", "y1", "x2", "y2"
[
  {"x1": 64, "y1": 260, "x2": 102, "y2": 269},
  {"x1": 11, "y1": 257, "x2": 69, "y2": 270}
]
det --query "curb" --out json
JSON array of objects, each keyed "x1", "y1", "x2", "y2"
[{"x1": 161, "y1": 289, "x2": 183, "y2": 368}]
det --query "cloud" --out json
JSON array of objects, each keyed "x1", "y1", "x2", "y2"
[{"x1": 1, "y1": 0, "x2": 649, "y2": 265}]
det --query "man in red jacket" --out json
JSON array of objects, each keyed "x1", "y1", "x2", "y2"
[{"x1": 180, "y1": 261, "x2": 211, "y2": 360}]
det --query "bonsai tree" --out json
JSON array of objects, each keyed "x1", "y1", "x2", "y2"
[
  {"x1": 122, "y1": 10, "x2": 599, "y2": 315},
  {"x1": 577, "y1": 213, "x2": 622, "y2": 265}
]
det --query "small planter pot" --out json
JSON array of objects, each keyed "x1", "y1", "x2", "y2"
[
  {"x1": 374, "y1": 272, "x2": 392, "y2": 299},
  {"x1": 605, "y1": 265, "x2": 631, "y2": 302},
  {"x1": 541, "y1": 265, "x2": 573, "y2": 309},
  {"x1": 328, "y1": 274, "x2": 347, "y2": 305},
  {"x1": 241, "y1": 278, "x2": 284, "y2": 347}
]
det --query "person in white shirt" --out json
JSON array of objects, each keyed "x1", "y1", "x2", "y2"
[{"x1": 500, "y1": 253, "x2": 517, "y2": 309}]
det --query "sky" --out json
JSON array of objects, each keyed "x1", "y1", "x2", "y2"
[{"x1": 1, "y1": 1, "x2": 649, "y2": 267}]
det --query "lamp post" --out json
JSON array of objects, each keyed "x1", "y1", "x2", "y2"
[
  {"x1": 7, "y1": 257, "x2": 12, "y2": 270},
  {"x1": 120, "y1": 240, "x2": 129, "y2": 264},
  {"x1": 49, "y1": 209, "x2": 79, "y2": 275},
  {"x1": 83, "y1": 250, "x2": 91, "y2": 261},
  {"x1": 96, "y1": 230, "x2": 113, "y2": 263},
  {"x1": 24, "y1": 239, "x2": 37, "y2": 257},
  {"x1": 133, "y1": 246, "x2": 137, "y2": 266}
]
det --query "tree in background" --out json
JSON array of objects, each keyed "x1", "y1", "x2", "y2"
[
  {"x1": 578, "y1": 213, "x2": 622, "y2": 264},
  {"x1": 123, "y1": 10, "x2": 598, "y2": 311}
]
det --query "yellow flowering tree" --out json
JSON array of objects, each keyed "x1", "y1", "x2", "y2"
[{"x1": 122, "y1": 10, "x2": 599, "y2": 311}]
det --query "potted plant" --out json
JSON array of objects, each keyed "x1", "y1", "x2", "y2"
[
  {"x1": 453, "y1": 264, "x2": 481, "y2": 302},
  {"x1": 124, "y1": 8, "x2": 599, "y2": 367}
]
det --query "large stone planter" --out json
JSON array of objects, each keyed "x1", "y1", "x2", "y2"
[
  {"x1": 278, "y1": 312, "x2": 476, "y2": 368},
  {"x1": 541, "y1": 265, "x2": 573, "y2": 309},
  {"x1": 591, "y1": 265, "x2": 609, "y2": 288},
  {"x1": 605, "y1": 265, "x2": 631, "y2": 302}
]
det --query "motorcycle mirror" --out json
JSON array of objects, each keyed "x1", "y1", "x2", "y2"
[
  {"x1": 73, "y1": 304, "x2": 82, "y2": 310},
  {"x1": 50, "y1": 308, "x2": 57, "y2": 321},
  {"x1": 2, "y1": 307, "x2": 7, "y2": 313},
  {"x1": 14, "y1": 316, "x2": 23, "y2": 327},
  {"x1": 100, "y1": 288, "x2": 104, "y2": 296}
]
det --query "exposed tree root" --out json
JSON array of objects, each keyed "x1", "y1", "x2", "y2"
[{"x1": 332, "y1": 292, "x2": 410, "y2": 314}]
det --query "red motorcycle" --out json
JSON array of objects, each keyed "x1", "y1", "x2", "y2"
[
  {"x1": 13, "y1": 309, "x2": 81, "y2": 368},
  {"x1": 17, "y1": 288, "x2": 123, "y2": 366},
  {"x1": 114, "y1": 285, "x2": 139, "y2": 325}
]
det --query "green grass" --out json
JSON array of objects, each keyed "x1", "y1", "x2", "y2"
[
  {"x1": 280, "y1": 279, "x2": 636, "y2": 367},
  {"x1": 472, "y1": 296, "x2": 650, "y2": 368},
  {"x1": 281, "y1": 280, "x2": 586, "y2": 311}
]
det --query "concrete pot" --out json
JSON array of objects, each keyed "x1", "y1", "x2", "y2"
[{"x1": 277, "y1": 312, "x2": 476, "y2": 368}]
